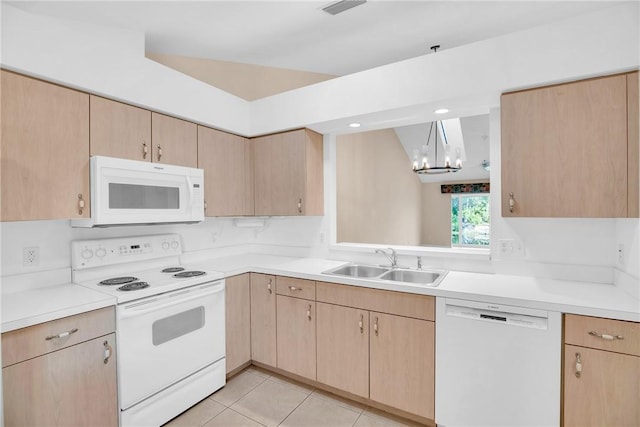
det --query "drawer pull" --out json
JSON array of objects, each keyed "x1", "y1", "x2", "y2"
[
  {"x1": 103, "y1": 340, "x2": 112, "y2": 364},
  {"x1": 589, "y1": 331, "x2": 624, "y2": 341},
  {"x1": 267, "y1": 279, "x2": 273, "y2": 294},
  {"x1": 45, "y1": 328, "x2": 78, "y2": 341},
  {"x1": 359, "y1": 314, "x2": 364, "y2": 334},
  {"x1": 575, "y1": 352, "x2": 582, "y2": 378},
  {"x1": 288, "y1": 286, "x2": 302, "y2": 292}
]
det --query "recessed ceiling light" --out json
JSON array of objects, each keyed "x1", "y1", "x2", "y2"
[
  {"x1": 349, "y1": 123, "x2": 361, "y2": 128},
  {"x1": 434, "y1": 108, "x2": 449, "y2": 114}
]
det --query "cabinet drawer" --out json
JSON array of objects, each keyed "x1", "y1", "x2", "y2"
[
  {"x1": 316, "y1": 282, "x2": 434, "y2": 321},
  {"x1": 276, "y1": 276, "x2": 316, "y2": 300},
  {"x1": 2, "y1": 307, "x2": 115, "y2": 367},
  {"x1": 565, "y1": 314, "x2": 640, "y2": 357}
]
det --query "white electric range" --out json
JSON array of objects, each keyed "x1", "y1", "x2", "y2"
[{"x1": 72, "y1": 234, "x2": 226, "y2": 427}]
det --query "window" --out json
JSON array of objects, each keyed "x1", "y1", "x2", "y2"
[{"x1": 451, "y1": 194, "x2": 490, "y2": 247}]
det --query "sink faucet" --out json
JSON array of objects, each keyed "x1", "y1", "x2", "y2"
[{"x1": 375, "y1": 247, "x2": 398, "y2": 268}]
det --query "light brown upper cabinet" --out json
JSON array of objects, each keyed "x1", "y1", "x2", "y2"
[
  {"x1": 90, "y1": 96, "x2": 151, "y2": 162},
  {"x1": 253, "y1": 129, "x2": 324, "y2": 216},
  {"x1": 1, "y1": 71, "x2": 90, "y2": 221},
  {"x1": 501, "y1": 73, "x2": 639, "y2": 217},
  {"x1": 627, "y1": 72, "x2": 639, "y2": 218},
  {"x1": 198, "y1": 126, "x2": 254, "y2": 216},
  {"x1": 151, "y1": 113, "x2": 197, "y2": 167}
]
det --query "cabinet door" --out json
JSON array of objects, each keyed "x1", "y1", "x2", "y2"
[
  {"x1": 276, "y1": 295, "x2": 316, "y2": 380},
  {"x1": 250, "y1": 273, "x2": 277, "y2": 367},
  {"x1": 1, "y1": 71, "x2": 90, "y2": 221},
  {"x1": 316, "y1": 302, "x2": 369, "y2": 398},
  {"x1": 370, "y1": 312, "x2": 434, "y2": 419},
  {"x1": 501, "y1": 75, "x2": 628, "y2": 217},
  {"x1": 254, "y1": 130, "x2": 306, "y2": 216},
  {"x1": 225, "y1": 274, "x2": 251, "y2": 374},
  {"x1": 628, "y1": 72, "x2": 639, "y2": 218},
  {"x1": 564, "y1": 345, "x2": 640, "y2": 426},
  {"x1": 151, "y1": 113, "x2": 197, "y2": 167},
  {"x1": 90, "y1": 95, "x2": 151, "y2": 161},
  {"x1": 3, "y1": 334, "x2": 118, "y2": 427},
  {"x1": 198, "y1": 126, "x2": 254, "y2": 216}
]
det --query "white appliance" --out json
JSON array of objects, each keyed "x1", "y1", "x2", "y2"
[
  {"x1": 435, "y1": 297, "x2": 561, "y2": 427},
  {"x1": 72, "y1": 156, "x2": 205, "y2": 227},
  {"x1": 72, "y1": 234, "x2": 225, "y2": 427}
]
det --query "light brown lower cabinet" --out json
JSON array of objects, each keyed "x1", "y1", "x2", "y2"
[
  {"x1": 316, "y1": 302, "x2": 369, "y2": 398},
  {"x1": 250, "y1": 273, "x2": 277, "y2": 367},
  {"x1": 3, "y1": 334, "x2": 118, "y2": 427},
  {"x1": 225, "y1": 274, "x2": 251, "y2": 374},
  {"x1": 563, "y1": 314, "x2": 640, "y2": 426},
  {"x1": 276, "y1": 295, "x2": 316, "y2": 380},
  {"x1": 369, "y1": 312, "x2": 435, "y2": 420}
]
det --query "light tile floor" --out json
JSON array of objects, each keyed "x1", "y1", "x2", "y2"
[{"x1": 163, "y1": 367, "x2": 426, "y2": 427}]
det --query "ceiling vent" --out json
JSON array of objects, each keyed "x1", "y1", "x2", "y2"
[{"x1": 322, "y1": 0, "x2": 367, "y2": 15}]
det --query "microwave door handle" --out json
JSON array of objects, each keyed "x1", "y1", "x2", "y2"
[
  {"x1": 120, "y1": 283, "x2": 223, "y2": 318},
  {"x1": 186, "y1": 176, "x2": 195, "y2": 212}
]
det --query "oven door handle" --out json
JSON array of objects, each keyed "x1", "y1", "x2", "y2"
[{"x1": 119, "y1": 282, "x2": 223, "y2": 318}]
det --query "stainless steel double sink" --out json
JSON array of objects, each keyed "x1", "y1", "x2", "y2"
[{"x1": 322, "y1": 264, "x2": 446, "y2": 287}]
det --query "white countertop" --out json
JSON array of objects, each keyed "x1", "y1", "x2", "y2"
[
  {"x1": 1, "y1": 283, "x2": 116, "y2": 333},
  {"x1": 188, "y1": 254, "x2": 640, "y2": 322},
  {"x1": 3, "y1": 254, "x2": 639, "y2": 333}
]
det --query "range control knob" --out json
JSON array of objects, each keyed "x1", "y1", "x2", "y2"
[
  {"x1": 171, "y1": 241, "x2": 179, "y2": 250},
  {"x1": 95, "y1": 248, "x2": 107, "y2": 258},
  {"x1": 162, "y1": 241, "x2": 170, "y2": 250},
  {"x1": 81, "y1": 248, "x2": 94, "y2": 260}
]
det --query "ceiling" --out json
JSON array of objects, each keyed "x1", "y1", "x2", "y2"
[{"x1": 7, "y1": 1, "x2": 623, "y2": 76}]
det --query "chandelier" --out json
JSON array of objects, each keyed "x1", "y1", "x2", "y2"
[{"x1": 412, "y1": 120, "x2": 462, "y2": 175}]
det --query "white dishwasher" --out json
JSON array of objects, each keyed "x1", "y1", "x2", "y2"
[{"x1": 435, "y1": 297, "x2": 561, "y2": 427}]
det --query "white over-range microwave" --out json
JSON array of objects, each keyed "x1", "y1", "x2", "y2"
[{"x1": 72, "y1": 156, "x2": 205, "y2": 227}]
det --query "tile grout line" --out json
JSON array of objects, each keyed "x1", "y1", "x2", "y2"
[
  {"x1": 225, "y1": 406, "x2": 269, "y2": 427},
  {"x1": 276, "y1": 389, "x2": 315, "y2": 427},
  {"x1": 210, "y1": 371, "x2": 269, "y2": 407}
]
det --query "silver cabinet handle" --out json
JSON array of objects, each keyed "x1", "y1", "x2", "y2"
[
  {"x1": 288, "y1": 286, "x2": 302, "y2": 292},
  {"x1": 77, "y1": 194, "x2": 85, "y2": 215},
  {"x1": 142, "y1": 142, "x2": 148, "y2": 159},
  {"x1": 103, "y1": 340, "x2": 112, "y2": 364},
  {"x1": 298, "y1": 198, "x2": 302, "y2": 214},
  {"x1": 359, "y1": 314, "x2": 364, "y2": 334},
  {"x1": 307, "y1": 304, "x2": 312, "y2": 321},
  {"x1": 509, "y1": 192, "x2": 515, "y2": 213},
  {"x1": 46, "y1": 328, "x2": 78, "y2": 341},
  {"x1": 267, "y1": 278, "x2": 272, "y2": 294},
  {"x1": 204, "y1": 200, "x2": 208, "y2": 212},
  {"x1": 374, "y1": 316, "x2": 379, "y2": 336},
  {"x1": 157, "y1": 145, "x2": 163, "y2": 161},
  {"x1": 575, "y1": 352, "x2": 582, "y2": 378},
  {"x1": 589, "y1": 331, "x2": 624, "y2": 341}
]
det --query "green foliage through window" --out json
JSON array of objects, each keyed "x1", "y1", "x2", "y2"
[{"x1": 451, "y1": 195, "x2": 490, "y2": 247}]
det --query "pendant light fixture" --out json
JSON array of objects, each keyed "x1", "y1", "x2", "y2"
[
  {"x1": 412, "y1": 120, "x2": 462, "y2": 175},
  {"x1": 412, "y1": 45, "x2": 462, "y2": 175}
]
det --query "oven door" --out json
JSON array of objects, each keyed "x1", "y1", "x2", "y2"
[{"x1": 116, "y1": 280, "x2": 225, "y2": 410}]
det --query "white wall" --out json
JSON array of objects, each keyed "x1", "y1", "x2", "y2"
[{"x1": 0, "y1": 4, "x2": 250, "y2": 135}]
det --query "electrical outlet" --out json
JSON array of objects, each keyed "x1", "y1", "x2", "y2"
[
  {"x1": 23, "y1": 247, "x2": 40, "y2": 266},
  {"x1": 617, "y1": 244, "x2": 625, "y2": 265},
  {"x1": 498, "y1": 239, "x2": 525, "y2": 259}
]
